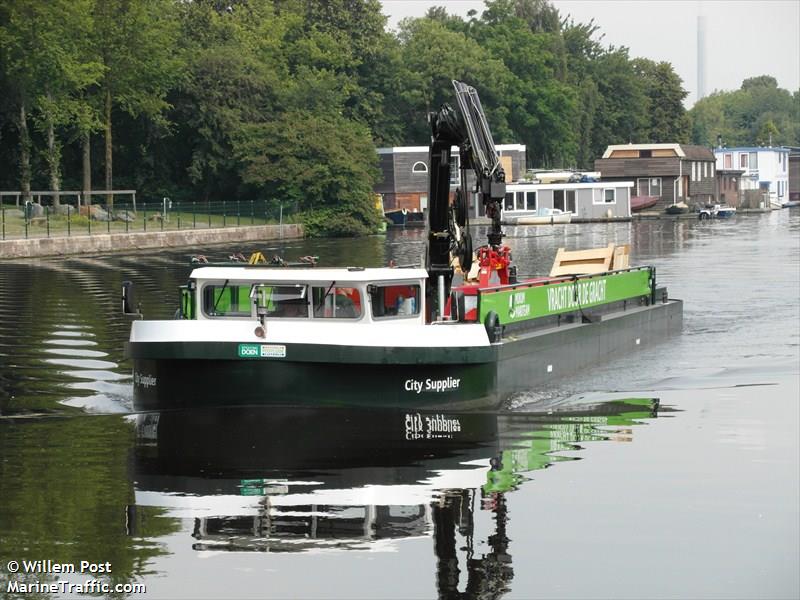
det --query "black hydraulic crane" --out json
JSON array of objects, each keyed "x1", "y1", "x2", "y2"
[{"x1": 426, "y1": 80, "x2": 509, "y2": 320}]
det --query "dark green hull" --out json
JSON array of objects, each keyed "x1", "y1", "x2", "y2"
[{"x1": 129, "y1": 300, "x2": 682, "y2": 412}]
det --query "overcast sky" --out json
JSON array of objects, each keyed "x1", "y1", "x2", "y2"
[{"x1": 380, "y1": 0, "x2": 800, "y2": 107}]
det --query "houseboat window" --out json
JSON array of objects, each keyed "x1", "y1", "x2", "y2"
[
  {"x1": 526, "y1": 191, "x2": 536, "y2": 210},
  {"x1": 516, "y1": 191, "x2": 525, "y2": 209},
  {"x1": 504, "y1": 192, "x2": 514, "y2": 211},
  {"x1": 252, "y1": 284, "x2": 309, "y2": 319},
  {"x1": 749, "y1": 152, "x2": 757, "y2": 169},
  {"x1": 312, "y1": 286, "x2": 362, "y2": 319},
  {"x1": 739, "y1": 153, "x2": 748, "y2": 169},
  {"x1": 637, "y1": 178, "x2": 662, "y2": 196},
  {"x1": 566, "y1": 190, "x2": 576, "y2": 213},
  {"x1": 412, "y1": 161, "x2": 428, "y2": 174},
  {"x1": 604, "y1": 189, "x2": 616, "y2": 203},
  {"x1": 369, "y1": 284, "x2": 421, "y2": 318},
  {"x1": 724, "y1": 153, "x2": 732, "y2": 169},
  {"x1": 703, "y1": 162, "x2": 708, "y2": 178},
  {"x1": 553, "y1": 190, "x2": 565, "y2": 211},
  {"x1": 640, "y1": 149, "x2": 652, "y2": 158},
  {"x1": 651, "y1": 178, "x2": 661, "y2": 196},
  {"x1": 202, "y1": 283, "x2": 254, "y2": 317}
]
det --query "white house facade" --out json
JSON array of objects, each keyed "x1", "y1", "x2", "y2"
[{"x1": 714, "y1": 147, "x2": 790, "y2": 205}]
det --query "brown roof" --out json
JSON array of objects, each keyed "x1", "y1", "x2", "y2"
[{"x1": 679, "y1": 145, "x2": 715, "y2": 161}]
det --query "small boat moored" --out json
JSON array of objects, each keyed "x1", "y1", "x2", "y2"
[
  {"x1": 508, "y1": 208, "x2": 572, "y2": 225},
  {"x1": 698, "y1": 204, "x2": 736, "y2": 219},
  {"x1": 664, "y1": 202, "x2": 690, "y2": 215},
  {"x1": 630, "y1": 196, "x2": 659, "y2": 212}
]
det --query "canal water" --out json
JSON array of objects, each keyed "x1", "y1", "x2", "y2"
[{"x1": 0, "y1": 211, "x2": 797, "y2": 599}]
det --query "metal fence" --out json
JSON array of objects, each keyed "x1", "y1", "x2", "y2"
[{"x1": 0, "y1": 198, "x2": 293, "y2": 241}]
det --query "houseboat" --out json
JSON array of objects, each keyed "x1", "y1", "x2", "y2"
[{"x1": 125, "y1": 81, "x2": 682, "y2": 412}]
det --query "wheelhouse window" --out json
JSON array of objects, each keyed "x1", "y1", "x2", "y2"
[
  {"x1": 252, "y1": 284, "x2": 309, "y2": 318},
  {"x1": 312, "y1": 286, "x2": 362, "y2": 319},
  {"x1": 202, "y1": 282, "x2": 254, "y2": 317},
  {"x1": 526, "y1": 191, "x2": 537, "y2": 210},
  {"x1": 369, "y1": 284, "x2": 421, "y2": 319},
  {"x1": 603, "y1": 188, "x2": 616, "y2": 203}
]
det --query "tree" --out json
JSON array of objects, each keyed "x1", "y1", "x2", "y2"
[
  {"x1": 689, "y1": 75, "x2": 798, "y2": 146},
  {"x1": 469, "y1": 12, "x2": 577, "y2": 166},
  {"x1": 632, "y1": 58, "x2": 689, "y2": 143},
  {"x1": 92, "y1": 0, "x2": 182, "y2": 207},
  {"x1": 395, "y1": 18, "x2": 517, "y2": 144},
  {"x1": 0, "y1": 0, "x2": 103, "y2": 206},
  {"x1": 235, "y1": 109, "x2": 382, "y2": 236},
  {"x1": 587, "y1": 48, "x2": 648, "y2": 158},
  {"x1": 170, "y1": 0, "x2": 289, "y2": 201}
]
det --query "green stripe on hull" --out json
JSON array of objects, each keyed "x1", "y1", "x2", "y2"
[{"x1": 480, "y1": 269, "x2": 653, "y2": 325}]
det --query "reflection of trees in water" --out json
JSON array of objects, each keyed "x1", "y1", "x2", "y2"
[
  {"x1": 0, "y1": 416, "x2": 178, "y2": 592},
  {"x1": 435, "y1": 489, "x2": 513, "y2": 600}
]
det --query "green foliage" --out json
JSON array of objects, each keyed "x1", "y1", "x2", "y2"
[
  {"x1": 689, "y1": 75, "x2": 798, "y2": 146},
  {"x1": 3, "y1": 0, "x2": 790, "y2": 235},
  {"x1": 632, "y1": 58, "x2": 690, "y2": 143},
  {"x1": 234, "y1": 109, "x2": 382, "y2": 236}
]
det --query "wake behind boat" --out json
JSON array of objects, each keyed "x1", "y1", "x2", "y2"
[{"x1": 124, "y1": 81, "x2": 682, "y2": 411}]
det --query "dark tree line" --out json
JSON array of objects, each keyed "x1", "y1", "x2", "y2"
[{"x1": 2, "y1": 0, "x2": 791, "y2": 235}]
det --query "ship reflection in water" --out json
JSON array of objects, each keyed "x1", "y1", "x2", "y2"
[{"x1": 131, "y1": 400, "x2": 661, "y2": 596}]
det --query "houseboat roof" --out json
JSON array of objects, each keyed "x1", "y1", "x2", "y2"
[
  {"x1": 377, "y1": 144, "x2": 525, "y2": 154},
  {"x1": 602, "y1": 143, "x2": 715, "y2": 160},
  {"x1": 507, "y1": 181, "x2": 634, "y2": 190},
  {"x1": 713, "y1": 146, "x2": 790, "y2": 154},
  {"x1": 189, "y1": 266, "x2": 429, "y2": 283}
]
